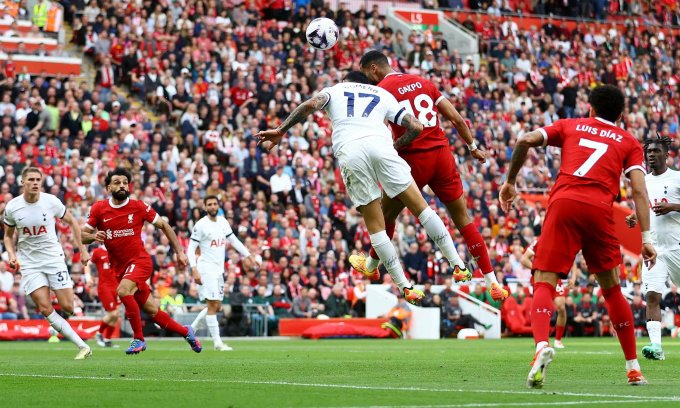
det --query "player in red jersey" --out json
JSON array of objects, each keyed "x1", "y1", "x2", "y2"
[
  {"x1": 521, "y1": 240, "x2": 573, "y2": 349},
  {"x1": 500, "y1": 85, "x2": 656, "y2": 387},
  {"x1": 356, "y1": 50, "x2": 508, "y2": 301},
  {"x1": 83, "y1": 168, "x2": 201, "y2": 355},
  {"x1": 90, "y1": 245, "x2": 120, "y2": 347}
]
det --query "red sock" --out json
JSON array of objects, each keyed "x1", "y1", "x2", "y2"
[
  {"x1": 555, "y1": 325, "x2": 566, "y2": 341},
  {"x1": 104, "y1": 323, "x2": 116, "y2": 339},
  {"x1": 98, "y1": 320, "x2": 108, "y2": 334},
  {"x1": 121, "y1": 295, "x2": 144, "y2": 340},
  {"x1": 531, "y1": 282, "x2": 555, "y2": 345},
  {"x1": 602, "y1": 285, "x2": 637, "y2": 360},
  {"x1": 153, "y1": 310, "x2": 189, "y2": 337},
  {"x1": 369, "y1": 222, "x2": 396, "y2": 259},
  {"x1": 460, "y1": 223, "x2": 493, "y2": 274}
]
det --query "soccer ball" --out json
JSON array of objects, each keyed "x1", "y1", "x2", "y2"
[{"x1": 305, "y1": 18, "x2": 339, "y2": 50}]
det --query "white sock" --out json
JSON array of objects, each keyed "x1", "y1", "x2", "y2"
[
  {"x1": 370, "y1": 231, "x2": 409, "y2": 291},
  {"x1": 536, "y1": 341, "x2": 549, "y2": 353},
  {"x1": 417, "y1": 207, "x2": 465, "y2": 269},
  {"x1": 366, "y1": 254, "x2": 380, "y2": 272},
  {"x1": 484, "y1": 272, "x2": 499, "y2": 287},
  {"x1": 647, "y1": 320, "x2": 662, "y2": 345},
  {"x1": 206, "y1": 314, "x2": 223, "y2": 346},
  {"x1": 191, "y1": 307, "x2": 208, "y2": 331},
  {"x1": 626, "y1": 359, "x2": 641, "y2": 371},
  {"x1": 46, "y1": 310, "x2": 87, "y2": 349}
]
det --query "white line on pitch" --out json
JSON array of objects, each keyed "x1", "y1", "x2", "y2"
[
  {"x1": 0, "y1": 373, "x2": 677, "y2": 402},
  {"x1": 333, "y1": 400, "x2": 666, "y2": 408}
]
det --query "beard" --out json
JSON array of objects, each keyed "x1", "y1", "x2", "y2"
[
  {"x1": 112, "y1": 189, "x2": 130, "y2": 201},
  {"x1": 207, "y1": 209, "x2": 218, "y2": 217}
]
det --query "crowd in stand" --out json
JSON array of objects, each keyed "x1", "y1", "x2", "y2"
[{"x1": 0, "y1": 0, "x2": 679, "y2": 337}]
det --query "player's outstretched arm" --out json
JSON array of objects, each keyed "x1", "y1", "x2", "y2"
[
  {"x1": 3, "y1": 224, "x2": 18, "y2": 271},
  {"x1": 438, "y1": 98, "x2": 486, "y2": 163},
  {"x1": 153, "y1": 217, "x2": 189, "y2": 269},
  {"x1": 63, "y1": 209, "x2": 90, "y2": 265},
  {"x1": 256, "y1": 93, "x2": 330, "y2": 151},
  {"x1": 630, "y1": 169, "x2": 657, "y2": 268},
  {"x1": 499, "y1": 130, "x2": 545, "y2": 212},
  {"x1": 393, "y1": 113, "x2": 424, "y2": 149}
]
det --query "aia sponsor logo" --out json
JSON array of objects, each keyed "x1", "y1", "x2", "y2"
[{"x1": 22, "y1": 225, "x2": 47, "y2": 236}]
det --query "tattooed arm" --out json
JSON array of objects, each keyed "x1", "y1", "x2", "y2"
[
  {"x1": 256, "y1": 92, "x2": 330, "y2": 151},
  {"x1": 278, "y1": 93, "x2": 330, "y2": 133},
  {"x1": 393, "y1": 113, "x2": 424, "y2": 150}
]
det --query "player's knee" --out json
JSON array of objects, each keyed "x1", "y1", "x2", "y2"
[
  {"x1": 40, "y1": 306, "x2": 54, "y2": 317},
  {"x1": 557, "y1": 305, "x2": 567, "y2": 315},
  {"x1": 61, "y1": 304, "x2": 74, "y2": 315},
  {"x1": 117, "y1": 287, "x2": 131, "y2": 298}
]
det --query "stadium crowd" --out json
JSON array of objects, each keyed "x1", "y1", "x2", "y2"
[{"x1": 0, "y1": 0, "x2": 679, "y2": 338}]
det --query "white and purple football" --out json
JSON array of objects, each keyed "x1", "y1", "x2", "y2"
[{"x1": 305, "y1": 17, "x2": 339, "y2": 50}]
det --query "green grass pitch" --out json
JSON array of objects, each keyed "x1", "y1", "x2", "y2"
[{"x1": 1, "y1": 337, "x2": 679, "y2": 407}]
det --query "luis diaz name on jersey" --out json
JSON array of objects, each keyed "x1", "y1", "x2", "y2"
[
  {"x1": 22, "y1": 225, "x2": 48, "y2": 236},
  {"x1": 575, "y1": 124, "x2": 623, "y2": 142}
]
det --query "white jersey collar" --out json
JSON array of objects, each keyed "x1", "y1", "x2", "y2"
[{"x1": 109, "y1": 198, "x2": 130, "y2": 208}]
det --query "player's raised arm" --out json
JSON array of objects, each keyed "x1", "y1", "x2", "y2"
[
  {"x1": 629, "y1": 169, "x2": 657, "y2": 268},
  {"x1": 438, "y1": 97, "x2": 486, "y2": 163},
  {"x1": 256, "y1": 92, "x2": 330, "y2": 151},
  {"x1": 499, "y1": 130, "x2": 545, "y2": 212},
  {"x1": 153, "y1": 216, "x2": 189, "y2": 269},
  {"x1": 62, "y1": 209, "x2": 90, "y2": 265}
]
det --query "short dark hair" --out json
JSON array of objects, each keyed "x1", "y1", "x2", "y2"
[
  {"x1": 21, "y1": 166, "x2": 42, "y2": 179},
  {"x1": 359, "y1": 50, "x2": 389, "y2": 69},
  {"x1": 343, "y1": 71, "x2": 371, "y2": 84},
  {"x1": 204, "y1": 195, "x2": 220, "y2": 205},
  {"x1": 644, "y1": 134, "x2": 672, "y2": 153},
  {"x1": 105, "y1": 168, "x2": 132, "y2": 187},
  {"x1": 588, "y1": 85, "x2": 625, "y2": 122}
]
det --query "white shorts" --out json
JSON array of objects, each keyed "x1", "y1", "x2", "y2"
[
  {"x1": 335, "y1": 136, "x2": 412, "y2": 207},
  {"x1": 642, "y1": 250, "x2": 680, "y2": 294},
  {"x1": 197, "y1": 264, "x2": 225, "y2": 301},
  {"x1": 21, "y1": 269, "x2": 73, "y2": 295}
]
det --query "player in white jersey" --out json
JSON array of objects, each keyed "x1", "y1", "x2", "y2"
[
  {"x1": 627, "y1": 136, "x2": 680, "y2": 360},
  {"x1": 188, "y1": 195, "x2": 255, "y2": 350},
  {"x1": 257, "y1": 71, "x2": 467, "y2": 305},
  {"x1": 3, "y1": 167, "x2": 92, "y2": 359}
]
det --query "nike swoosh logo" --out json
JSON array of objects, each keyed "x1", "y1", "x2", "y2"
[
  {"x1": 104, "y1": 218, "x2": 113, "y2": 222},
  {"x1": 77, "y1": 324, "x2": 100, "y2": 334}
]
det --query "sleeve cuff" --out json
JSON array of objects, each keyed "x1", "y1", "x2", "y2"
[
  {"x1": 190, "y1": 238, "x2": 200, "y2": 243},
  {"x1": 319, "y1": 92, "x2": 331, "y2": 110},
  {"x1": 537, "y1": 128, "x2": 548, "y2": 147},
  {"x1": 151, "y1": 214, "x2": 160, "y2": 225},
  {"x1": 434, "y1": 95, "x2": 445, "y2": 105},
  {"x1": 59, "y1": 208, "x2": 67, "y2": 219},
  {"x1": 624, "y1": 165, "x2": 646, "y2": 175},
  {"x1": 394, "y1": 107, "x2": 406, "y2": 126},
  {"x1": 4, "y1": 220, "x2": 14, "y2": 227}
]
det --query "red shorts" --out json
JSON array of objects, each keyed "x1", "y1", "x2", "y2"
[
  {"x1": 401, "y1": 145, "x2": 463, "y2": 203},
  {"x1": 533, "y1": 199, "x2": 620, "y2": 278},
  {"x1": 99, "y1": 285, "x2": 120, "y2": 312},
  {"x1": 121, "y1": 259, "x2": 153, "y2": 305},
  {"x1": 555, "y1": 283, "x2": 569, "y2": 298}
]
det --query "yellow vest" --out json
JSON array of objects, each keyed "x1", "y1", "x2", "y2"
[{"x1": 32, "y1": 1, "x2": 49, "y2": 27}]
